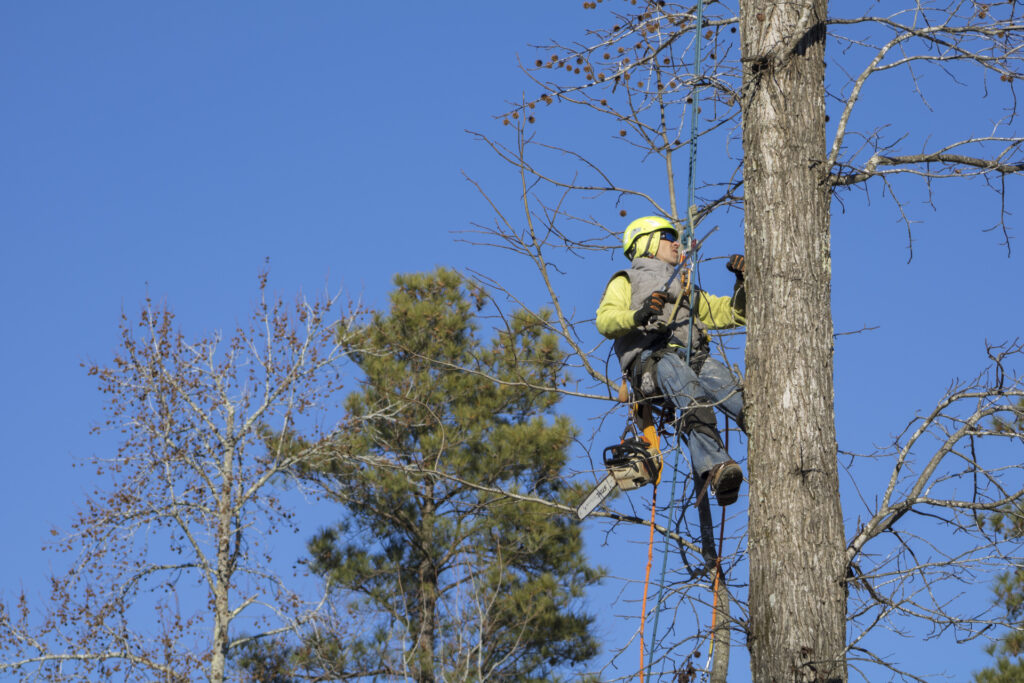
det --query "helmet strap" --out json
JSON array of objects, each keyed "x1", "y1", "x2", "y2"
[{"x1": 642, "y1": 233, "x2": 658, "y2": 258}]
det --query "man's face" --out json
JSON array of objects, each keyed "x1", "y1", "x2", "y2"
[{"x1": 655, "y1": 230, "x2": 680, "y2": 264}]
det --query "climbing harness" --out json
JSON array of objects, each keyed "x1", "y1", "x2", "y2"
[{"x1": 585, "y1": 333, "x2": 729, "y2": 682}]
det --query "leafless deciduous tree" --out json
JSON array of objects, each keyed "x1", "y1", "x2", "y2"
[
  {"x1": 464, "y1": 1, "x2": 1024, "y2": 680},
  {"x1": 0, "y1": 275, "x2": 358, "y2": 682}
]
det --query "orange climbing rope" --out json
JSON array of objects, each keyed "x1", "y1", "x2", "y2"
[
  {"x1": 643, "y1": 417, "x2": 734, "y2": 679},
  {"x1": 639, "y1": 485, "x2": 658, "y2": 683},
  {"x1": 708, "y1": 505, "x2": 727, "y2": 657},
  {"x1": 638, "y1": 415, "x2": 661, "y2": 683},
  {"x1": 708, "y1": 417, "x2": 733, "y2": 665}
]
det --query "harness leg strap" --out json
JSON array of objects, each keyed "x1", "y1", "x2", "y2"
[{"x1": 680, "y1": 404, "x2": 725, "y2": 451}]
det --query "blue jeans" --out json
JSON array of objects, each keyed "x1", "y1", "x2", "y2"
[{"x1": 648, "y1": 350, "x2": 743, "y2": 476}]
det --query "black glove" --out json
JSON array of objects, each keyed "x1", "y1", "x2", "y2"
[
  {"x1": 633, "y1": 291, "x2": 669, "y2": 327},
  {"x1": 728, "y1": 254, "x2": 747, "y2": 314},
  {"x1": 726, "y1": 254, "x2": 745, "y2": 278}
]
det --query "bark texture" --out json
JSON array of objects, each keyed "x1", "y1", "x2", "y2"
[
  {"x1": 738, "y1": 1, "x2": 848, "y2": 681},
  {"x1": 416, "y1": 491, "x2": 438, "y2": 683},
  {"x1": 709, "y1": 575, "x2": 731, "y2": 683},
  {"x1": 210, "y1": 445, "x2": 236, "y2": 683}
]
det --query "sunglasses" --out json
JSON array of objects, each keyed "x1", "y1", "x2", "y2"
[{"x1": 660, "y1": 230, "x2": 679, "y2": 242}]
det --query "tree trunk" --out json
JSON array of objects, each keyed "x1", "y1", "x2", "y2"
[
  {"x1": 209, "y1": 447, "x2": 235, "y2": 683},
  {"x1": 415, "y1": 492, "x2": 438, "y2": 683},
  {"x1": 738, "y1": 1, "x2": 848, "y2": 681},
  {"x1": 709, "y1": 573, "x2": 730, "y2": 683}
]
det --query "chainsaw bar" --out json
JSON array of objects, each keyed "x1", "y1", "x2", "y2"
[{"x1": 576, "y1": 473, "x2": 617, "y2": 520}]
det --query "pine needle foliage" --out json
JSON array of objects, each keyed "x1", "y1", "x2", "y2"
[
  {"x1": 295, "y1": 268, "x2": 600, "y2": 682},
  {"x1": 976, "y1": 398, "x2": 1024, "y2": 683}
]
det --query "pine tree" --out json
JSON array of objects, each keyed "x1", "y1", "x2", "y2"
[
  {"x1": 975, "y1": 399, "x2": 1024, "y2": 683},
  {"x1": 289, "y1": 268, "x2": 600, "y2": 682}
]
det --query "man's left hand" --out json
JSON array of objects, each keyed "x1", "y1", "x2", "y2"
[{"x1": 726, "y1": 254, "x2": 745, "y2": 277}]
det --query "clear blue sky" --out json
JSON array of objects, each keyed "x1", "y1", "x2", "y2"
[{"x1": 1, "y1": 3, "x2": 1020, "y2": 681}]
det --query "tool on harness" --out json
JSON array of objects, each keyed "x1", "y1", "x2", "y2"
[
  {"x1": 633, "y1": 349, "x2": 667, "y2": 399},
  {"x1": 576, "y1": 436, "x2": 663, "y2": 520},
  {"x1": 605, "y1": 438, "x2": 663, "y2": 491},
  {"x1": 631, "y1": 346, "x2": 708, "y2": 404}
]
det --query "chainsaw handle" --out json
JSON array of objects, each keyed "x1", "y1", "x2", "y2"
[{"x1": 602, "y1": 438, "x2": 652, "y2": 467}]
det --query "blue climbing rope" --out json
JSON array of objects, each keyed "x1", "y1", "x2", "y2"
[{"x1": 645, "y1": 0, "x2": 706, "y2": 678}]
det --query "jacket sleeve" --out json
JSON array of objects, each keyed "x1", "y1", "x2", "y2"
[
  {"x1": 695, "y1": 288, "x2": 746, "y2": 330},
  {"x1": 596, "y1": 275, "x2": 636, "y2": 339}
]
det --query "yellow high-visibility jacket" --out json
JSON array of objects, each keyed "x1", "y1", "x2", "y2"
[
  {"x1": 597, "y1": 267, "x2": 746, "y2": 374},
  {"x1": 596, "y1": 275, "x2": 745, "y2": 339}
]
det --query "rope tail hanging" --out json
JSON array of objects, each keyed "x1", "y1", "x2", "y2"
[
  {"x1": 706, "y1": 415, "x2": 731, "y2": 673},
  {"x1": 637, "y1": 402, "x2": 660, "y2": 683},
  {"x1": 639, "y1": 493, "x2": 658, "y2": 682}
]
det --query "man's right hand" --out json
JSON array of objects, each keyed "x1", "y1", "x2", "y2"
[
  {"x1": 726, "y1": 254, "x2": 745, "y2": 276},
  {"x1": 633, "y1": 291, "x2": 669, "y2": 327}
]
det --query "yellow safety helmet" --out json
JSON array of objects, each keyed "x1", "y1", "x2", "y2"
[{"x1": 622, "y1": 215, "x2": 678, "y2": 259}]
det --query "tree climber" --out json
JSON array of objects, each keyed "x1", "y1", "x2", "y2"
[{"x1": 597, "y1": 215, "x2": 748, "y2": 505}]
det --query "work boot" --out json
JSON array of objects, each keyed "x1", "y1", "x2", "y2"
[{"x1": 707, "y1": 460, "x2": 743, "y2": 506}]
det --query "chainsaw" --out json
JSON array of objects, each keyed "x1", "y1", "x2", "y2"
[{"x1": 576, "y1": 437, "x2": 663, "y2": 520}]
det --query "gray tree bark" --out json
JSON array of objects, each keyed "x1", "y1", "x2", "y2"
[
  {"x1": 709, "y1": 573, "x2": 730, "y2": 683},
  {"x1": 415, "y1": 491, "x2": 438, "y2": 683},
  {"x1": 210, "y1": 443, "x2": 237, "y2": 683},
  {"x1": 738, "y1": 1, "x2": 848, "y2": 681}
]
